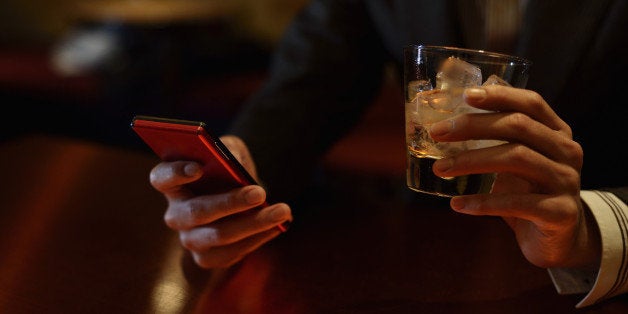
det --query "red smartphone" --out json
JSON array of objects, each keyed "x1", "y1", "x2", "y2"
[{"x1": 131, "y1": 115, "x2": 288, "y2": 232}]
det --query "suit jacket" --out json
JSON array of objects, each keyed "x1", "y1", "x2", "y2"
[{"x1": 229, "y1": 0, "x2": 628, "y2": 202}]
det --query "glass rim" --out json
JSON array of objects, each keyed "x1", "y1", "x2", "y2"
[{"x1": 405, "y1": 44, "x2": 532, "y2": 66}]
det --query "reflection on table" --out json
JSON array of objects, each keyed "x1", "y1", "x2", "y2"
[{"x1": 0, "y1": 134, "x2": 626, "y2": 313}]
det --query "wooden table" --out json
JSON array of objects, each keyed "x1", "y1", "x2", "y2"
[{"x1": 0, "y1": 134, "x2": 626, "y2": 313}]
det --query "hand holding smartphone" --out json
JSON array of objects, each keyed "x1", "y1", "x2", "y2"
[{"x1": 131, "y1": 115, "x2": 288, "y2": 232}]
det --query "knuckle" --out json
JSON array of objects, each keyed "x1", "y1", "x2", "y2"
[
  {"x1": 526, "y1": 90, "x2": 545, "y2": 108},
  {"x1": 507, "y1": 144, "x2": 532, "y2": 164},
  {"x1": 559, "y1": 123, "x2": 574, "y2": 138},
  {"x1": 179, "y1": 232, "x2": 196, "y2": 250},
  {"x1": 542, "y1": 196, "x2": 578, "y2": 223},
  {"x1": 164, "y1": 201, "x2": 204, "y2": 230},
  {"x1": 560, "y1": 138, "x2": 584, "y2": 167},
  {"x1": 558, "y1": 166, "x2": 581, "y2": 191},
  {"x1": 208, "y1": 192, "x2": 236, "y2": 213},
  {"x1": 163, "y1": 210, "x2": 179, "y2": 230},
  {"x1": 163, "y1": 202, "x2": 185, "y2": 230},
  {"x1": 505, "y1": 112, "x2": 532, "y2": 134},
  {"x1": 187, "y1": 201, "x2": 206, "y2": 222},
  {"x1": 179, "y1": 229, "x2": 219, "y2": 251}
]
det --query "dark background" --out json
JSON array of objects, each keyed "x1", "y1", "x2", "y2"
[{"x1": 0, "y1": 0, "x2": 308, "y2": 148}]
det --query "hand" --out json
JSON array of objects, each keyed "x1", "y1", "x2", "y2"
[
  {"x1": 149, "y1": 135, "x2": 293, "y2": 269},
  {"x1": 428, "y1": 85, "x2": 600, "y2": 269}
]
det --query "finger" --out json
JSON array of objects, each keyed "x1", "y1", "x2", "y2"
[
  {"x1": 450, "y1": 193, "x2": 582, "y2": 268},
  {"x1": 463, "y1": 85, "x2": 572, "y2": 136},
  {"x1": 432, "y1": 144, "x2": 581, "y2": 194},
  {"x1": 149, "y1": 161, "x2": 203, "y2": 199},
  {"x1": 490, "y1": 173, "x2": 535, "y2": 194},
  {"x1": 429, "y1": 112, "x2": 583, "y2": 168},
  {"x1": 164, "y1": 185, "x2": 269, "y2": 230},
  {"x1": 219, "y1": 135, "x2": 259, "y2": 181},
  {"x1": 219, "y1": 135, "x2": 245, "y2": 162},
  {"x1": 449, "y1": 193, "x2": 580, "y2": 229},
  {"x1": 178, "y1": 203, "x2": 292, "y2": 251},
  {"x1": 190, "y1": 228, "x2": 281, "y2": 269}
]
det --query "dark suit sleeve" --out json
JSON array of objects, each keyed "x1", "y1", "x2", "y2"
[{"x1": 228, "y1": 0, "x2": 389, "y2": 201}]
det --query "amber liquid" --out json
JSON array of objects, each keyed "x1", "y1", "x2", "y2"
[{"x1": 406, "y1": 152, "x2": 495, "y2": 197}]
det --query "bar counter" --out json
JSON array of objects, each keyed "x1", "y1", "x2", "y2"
[{"x1": 0, "y1": 134, "x2": 626, "y2": 313}]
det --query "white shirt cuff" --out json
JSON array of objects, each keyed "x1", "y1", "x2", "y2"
[{"x1": 548, "y1": 190, "x2": 628, "y2": 308}]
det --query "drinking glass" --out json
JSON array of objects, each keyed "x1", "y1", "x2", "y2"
[{"x1": 404, "y1": 45, "x2": 532, "y2": 197}]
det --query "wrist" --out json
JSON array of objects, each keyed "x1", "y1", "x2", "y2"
[{"x1": 570, "y1": 200, "x2": 602, "y2": 269}]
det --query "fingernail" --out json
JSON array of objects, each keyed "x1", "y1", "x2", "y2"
[
  {"x1": 183, "y1": 163, "x2": 201, "y2": 177},
  {"x1": 451, "y1": 197, "x2": 480, "y2": 211},
  {"x1": 450, "y1": 197, "x2": 465, "y2": 210},
  {"x1": 434, "y1": 158, "x2": 453, "y2": 173},
  {"x1": 244, "y1": 187, "x2": 264, "y2": 205},
  {"x1": 268, "y1": 206, "x2": 288, "y2": 222},
  {"x1": 429, "y1": 119, "x2": 454, "y2": 137},
  {"x1": 464, "y1": 88, "x2": 487, "y2": 102}
]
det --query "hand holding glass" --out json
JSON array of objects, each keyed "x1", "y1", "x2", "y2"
[{"x1": 404, "y1": 45, "x2": 532, "y2": 197}]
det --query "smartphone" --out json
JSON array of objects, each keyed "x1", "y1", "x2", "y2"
[{"x1": 131, "y1": 115, "x2": 288, "y2": 232}]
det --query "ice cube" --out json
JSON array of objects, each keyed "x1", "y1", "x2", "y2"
[
  {"x1": 436, "y1": 140, "x2": 467, "y2": 157},
  {"x1": 407, "y1": 79, "x2": 433, "y2": 100},
  {"x1": 482, "y1": 74, "x2": 511, "y2": 86},
  {"x1": 454, "y1": 102, "x2": 491, "y2": 115},
  {"x1": 435, "y1": 57, "x2": 482, "y2": 90},
  {"x1": 466, "y1": 139, "x2": 506, "y2": 150},
  {"x1": 419, "y1": 89, "x2": 456, "y2": 113}
]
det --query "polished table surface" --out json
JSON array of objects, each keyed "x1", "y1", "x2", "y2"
[{"x1": 1, "y1": 134, "x2": 627, "y2": 313}]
